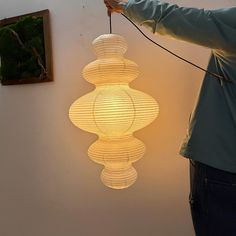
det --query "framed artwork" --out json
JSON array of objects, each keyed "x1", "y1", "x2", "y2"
[{"x1": 0, "y1": 9, "x2": 53, "y2": 85}]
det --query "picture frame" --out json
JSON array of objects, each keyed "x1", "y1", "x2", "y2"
[{"x1": 0, "y1": 9, "x2": 53, "y2": 85}]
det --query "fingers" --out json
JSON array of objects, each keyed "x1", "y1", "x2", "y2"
[
  {"x1": 104, "y1": 0, "x2": 113, "y2": 16},
  {"x1": 104, "y1": 0, "x2": 112, "y2": 11},
  {"x1": 104, "y1": 0, "x2": 123, "y2": 14}
]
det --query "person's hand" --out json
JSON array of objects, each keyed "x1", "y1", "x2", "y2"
[{"x1": 104, "y1": 0, "x2": 128, "y2": 15}]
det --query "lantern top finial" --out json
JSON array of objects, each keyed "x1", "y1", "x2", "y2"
[{"x1": 92, "y1": 34, "x2": 128, "y2": 58}]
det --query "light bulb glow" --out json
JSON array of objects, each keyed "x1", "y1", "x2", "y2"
[{"x1": 69, "y1": 34, "x2": 159, "y2": 189}]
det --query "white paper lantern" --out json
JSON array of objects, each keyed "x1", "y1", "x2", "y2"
[{"x1": 69, "y1": 34, "x2": 159, "y2": 189}]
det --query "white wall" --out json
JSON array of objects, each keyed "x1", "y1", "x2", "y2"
[{"x1": 0, "y1": 1, "x2": 234, "y2": 235}]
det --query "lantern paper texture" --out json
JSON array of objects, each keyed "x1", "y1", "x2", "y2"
[{"x1": 69, "y1": 34, "x2": 159, "y2": 189}]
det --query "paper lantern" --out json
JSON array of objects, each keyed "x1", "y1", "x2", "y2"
[{"x1": 69, "y1": 34, "x2": 159, "y2": 189}]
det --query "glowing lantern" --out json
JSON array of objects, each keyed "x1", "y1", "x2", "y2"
[{"x1": 69, "y1": 34, "x2": 159, "y2": 189}]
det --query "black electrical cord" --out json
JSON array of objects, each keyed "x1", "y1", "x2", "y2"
[
  {"x1": 109, "y1": 12, "x2": 112, "y2": 34},
  {"x1": 117, "y1": 13, "x2": 232, "y2": 83}
]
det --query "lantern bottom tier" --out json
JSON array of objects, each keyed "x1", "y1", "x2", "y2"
[
  {"x1": 88, "y1": 135, "x2": 146, "y2": 189},
  {"x1": 101, "y1": 165, "x2": 137, "y2": 189}
]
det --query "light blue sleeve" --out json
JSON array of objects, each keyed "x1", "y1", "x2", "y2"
[{"x1": 123, "y1": 0, "x2": 236, "y2": 53}]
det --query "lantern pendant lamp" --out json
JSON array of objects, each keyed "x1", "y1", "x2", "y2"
[{"x1": 69, "y1": 34, "x2": 159, "y2": 189}]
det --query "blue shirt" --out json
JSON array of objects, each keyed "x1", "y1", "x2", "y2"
[{"x1": 123, "y1": 0, "x2": 236, "y2": 173}]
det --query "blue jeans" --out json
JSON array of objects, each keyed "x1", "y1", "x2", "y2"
[{"x1": 189, "y1": 160, "x2": 236, "y2": 236}]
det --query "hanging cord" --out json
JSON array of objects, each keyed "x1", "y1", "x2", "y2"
[
  {"x1": 120, "y1": 13, "x2": 232, "y2": 83},
  {"x1": 109, "y1": 12, "x2": 112, "y2": 34}
]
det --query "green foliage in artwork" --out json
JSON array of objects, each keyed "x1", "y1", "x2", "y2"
[{"x1": 0, "y1": 15, "x2": 46, "y2": 81}]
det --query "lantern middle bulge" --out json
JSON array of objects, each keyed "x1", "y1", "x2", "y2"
[{"x1": 69, "y1": 34, "x2": 159, "y2": 189}]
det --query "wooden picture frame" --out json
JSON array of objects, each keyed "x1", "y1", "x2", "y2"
[{"x1": 0, "y1": 9, "x2": 53, "y2": 85}]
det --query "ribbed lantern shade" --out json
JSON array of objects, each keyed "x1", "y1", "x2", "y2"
[{"x1": 69, "y1": 34, "x2": 159, "y2": 189}]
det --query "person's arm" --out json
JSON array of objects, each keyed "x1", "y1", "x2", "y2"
[{"x1": 122, "y1": 0, "x2": 236, "y2": 54}]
